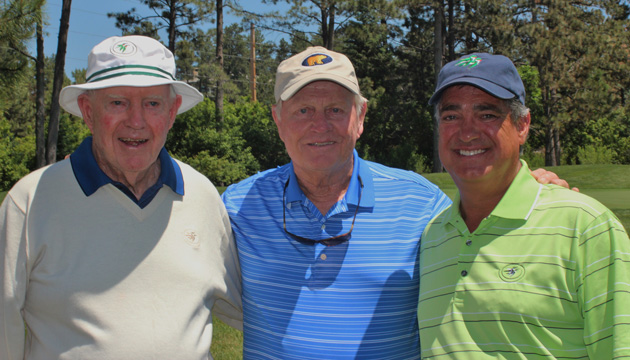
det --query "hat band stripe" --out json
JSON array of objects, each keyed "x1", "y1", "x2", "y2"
[
  {"x1": 88, "y1": 71, "x2": 173, "y2": 83},
  {"x1": 87, "y1": 65, "x2": 175, "y2": 82}
]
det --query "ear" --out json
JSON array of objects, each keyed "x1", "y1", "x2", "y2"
[
  {"x1": 356, "y1": 101, "x2": 367, "y2": 138},
  {"x1": 271, "y1": 104, "x2": 284, "y2": 139},
  {"x1": 271, "y1": 104, "x2": 280, "y2": 126},
  {"x1": 517, "y1": 112, "x2": 531, "y2": 145},
  {"x1": 168, "y1": 95, "x2": 183, "y2": 130},
  {"x1": 77, "y1": 93, "x2": 95, "y2": 133}
]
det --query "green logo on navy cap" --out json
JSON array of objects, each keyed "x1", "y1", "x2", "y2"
[{"x1": 456, "y1": 55, "x2": 482, "y2": 69}]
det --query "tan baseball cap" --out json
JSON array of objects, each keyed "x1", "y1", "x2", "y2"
[{"x1": 274, "y1": 46, "x2": 361, "y2": 102}]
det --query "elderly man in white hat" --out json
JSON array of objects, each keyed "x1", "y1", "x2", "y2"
[{"x1": 0, "y1": 35, "x2": 242, "y2": 360}]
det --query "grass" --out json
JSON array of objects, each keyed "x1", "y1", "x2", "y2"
[
  {"x1": 210, "y1": 316, "x2": 243, "y2": 359},
  {"x1": 2, "y1": 164, "x2": 630, "y2": 358}
]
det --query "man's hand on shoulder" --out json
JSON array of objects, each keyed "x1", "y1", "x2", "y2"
[{"x1": 530, "y1": 168, "x2": 579, "y2": 192}]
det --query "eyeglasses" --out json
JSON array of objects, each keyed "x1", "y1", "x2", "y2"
[{"x1": 283, "y1": 176, "x2": 363, "y2": 247}]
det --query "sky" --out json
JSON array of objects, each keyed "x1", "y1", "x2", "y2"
[{"x1": 31, "y1": 0, "x2": 289, "y2": 79}]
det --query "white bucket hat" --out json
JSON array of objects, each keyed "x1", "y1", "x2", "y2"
[{"x1": 60, "y1": 35, "x2": 203, "y2": 117}]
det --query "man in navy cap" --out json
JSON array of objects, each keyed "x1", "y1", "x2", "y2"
[{"x1": 418, "y1": 53, "x2": 630, "y2": 359}]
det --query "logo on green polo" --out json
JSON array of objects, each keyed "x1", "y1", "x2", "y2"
[
  {"x1": 456, "y1": 55, "x2": 482, "y2": 69},
  {"x1": 499, "y1": 264, "x2": 525, "y2": 282}
]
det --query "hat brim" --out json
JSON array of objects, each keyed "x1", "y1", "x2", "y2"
[
  {"x1": 279, "y1": 73, "x2": 360, "y2": 102},
  {"x1": 60, "y1": 75, "x2": 203, "y2": 117},
  {"x1": 429, "y1": 77, "x2": 518, "y2": 105}
]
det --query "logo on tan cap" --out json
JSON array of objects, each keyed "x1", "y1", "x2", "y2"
[
  {"x1": 302, "y1": 54, "x2": 333, "y2": 67},
  {"x1": 274, "y1": 46, "x2": 360, "y2": 102},
  {"x1": 111, "y1": 40, "x2": 138, "y2": 57}
]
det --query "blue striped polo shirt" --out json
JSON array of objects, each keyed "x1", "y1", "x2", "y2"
[{"x1": 222, "y1": 150, "x2": 451, "y2": 359}]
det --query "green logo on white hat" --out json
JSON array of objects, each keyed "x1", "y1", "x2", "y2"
[{"x1": 111, "y1": 40, "x2": 137, "y2": 57}]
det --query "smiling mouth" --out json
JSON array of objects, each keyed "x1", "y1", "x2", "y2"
[
  {"x1": 458, "y1": 149, "x2": 486, "y2": 156},
  {"x1": 119, "y1": 138, "x2": 148, "y2": 146},
  {"x1": 309, "y1": 141, "x2": 335, "y2": 146}
]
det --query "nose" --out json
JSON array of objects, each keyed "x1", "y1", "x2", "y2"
[
  {"x1": 310, "y1": 111, "x2": 332, "y2": 132},
  {"x1": 125, "y1": 102, "x2": 146, "y2": 130},
  {"x1": 458, "y1": 116, "x2": 479, "y2": 142}
]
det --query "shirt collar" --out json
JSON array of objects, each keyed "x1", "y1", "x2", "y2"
[
  {"x1": 285, "y1": 149, "x2": 375, "y2": 208},
  {"x1": 491, "y1": 159, "x2": 541, "y2": 220},
  {"x1": 70, "y1": 136, "x2": 184, "y2": 197},
  {"x1": 447, "y1": 159, "x2": 541, "y2": 226}
]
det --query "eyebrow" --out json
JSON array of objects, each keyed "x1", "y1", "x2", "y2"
[
  {"x1": 473, "y1": 103, "x2": 507, "y2": 113},
  {"x1": 439, "y1": 102, "x2": 507, "y2": 114}
]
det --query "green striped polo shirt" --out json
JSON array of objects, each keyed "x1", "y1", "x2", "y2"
[{"x1": 418, "y1": 160, "x2": 630, "y2": 359}]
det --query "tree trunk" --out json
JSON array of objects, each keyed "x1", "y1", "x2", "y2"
[
  {"x1": 554, "y1": 125, "x2": 561, "y2": 165},
  {"x1": 432, "y1": 1, "x2": 444, "y2": 173},
  {"x1": 46, "y1": 0, "x2": 72, "y2": 165},
  {"x1": 215, "y1": 0, "x2": 224, "y2": 122},
  {"x1": 250, "y1": 23, "x2": 257, "y2": 102},
  {"x1": 544, "y1": 121, "x2": 558, "y2": 166},
  {"x1": 167, "y1": 0, "x2": 177, "y2": 53},
  {"x1": 447, "y1": 0, "x2": 454, "y2": 60},
  {"x1": 327, "y1": 4, "x2": 335, "y2": 49},
  {"x1": 35, "y1": 19, "x2": 46, "y2": 169}
]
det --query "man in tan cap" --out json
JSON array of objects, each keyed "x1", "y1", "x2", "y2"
[
  {"x1": 221, "y1": 46, "x2": 451, "y2": 359},
  {"x1": 0, "y1": 35, "x2": 241, "y2": 359}
]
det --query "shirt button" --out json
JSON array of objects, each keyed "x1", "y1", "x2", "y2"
[
  {"x1": 321, "y1": 224, "x2": 326, "y2": 230},
  {"x1": 461, "y1": 270, "x2": 468, "y2": 277},
  {"x1": 466, "y1": 240, "x2": 472, "y2": 246},
  {"x1": 321, "y1": 254, "x2": 327, "y2": 260}
]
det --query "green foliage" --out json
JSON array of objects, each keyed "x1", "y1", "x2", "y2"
[
  {"x1": 0, "y1": 0, "x2": 43, "y2": 91},
  {"x1": 57, "y1": 114, "x2": 90, "y2": 160},
  {"x1": 521, "y1": 147, "x2": 545, "y2": 170},
  {"x1": 563, "y1": 110, "x2": 630, "y2": 165},
  {"x1": 228, "y1": 100, "x2": 289, "y2": 170},
  {"x1": 167, "y1": 98, "x2": 286, "y2": 186},
  {"x1": 577, "y1": 144, "x2": 616, "y2": 166},
  {"x1": 167, "y1": 98, "x2": 254, "y2": 185},
  {"x1": 0, "y1": 116, "x2": 35, "y2": 191}
]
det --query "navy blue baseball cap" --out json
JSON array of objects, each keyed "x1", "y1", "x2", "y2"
[{"x1": 429, "y1": 53, "x2": 526, "y2": 105}]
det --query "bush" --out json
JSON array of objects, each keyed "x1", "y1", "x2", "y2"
[
  {"x1": 577, "y1": 144, "x2": 616, "y2": 165},
  {"x1": 521, "y1": 151, "x2": 545, "y2": 169},
  {"x1": 167, "y1": 98, "x2": 290, "y2": 186},
  {"x1": 0, "y1": 116, "x2": 35, "y2": 191}
]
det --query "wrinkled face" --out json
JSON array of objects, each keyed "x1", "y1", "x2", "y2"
[
  {"x1": 437, "y1": 85, "x2": 529, "y2": 187},
  {"x1": 77, "y1": 85, "x2": 181, "y2": 182},
  {"x1": 273, "y1": 81, "x2": 365, "y2": 176}
]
